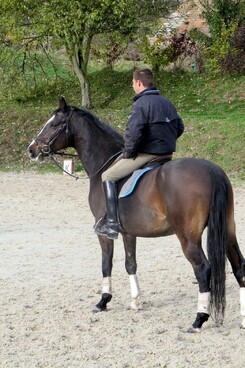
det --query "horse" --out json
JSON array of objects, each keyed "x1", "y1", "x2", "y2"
[{"x1": 27, "y1": 97, "x2": 245, "y2": 332}]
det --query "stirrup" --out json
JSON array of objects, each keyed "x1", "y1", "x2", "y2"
[{"x1": 95, "y1": 223, "x2": 119, "y2": 239}]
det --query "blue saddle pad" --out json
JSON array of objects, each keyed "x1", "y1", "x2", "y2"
[{"x1": 119, "y1": 166, "x2": 155, "y2": 198}]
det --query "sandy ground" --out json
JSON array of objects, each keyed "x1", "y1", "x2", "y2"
[{"x1": 0, "y1": 172, "x2": 244, "y2": 368}]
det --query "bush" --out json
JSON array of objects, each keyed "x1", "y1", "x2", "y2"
[
  {"x1": 139, "y1": 35, "x2": 171, "y2": 72},
  {"x1": 202, "y1": 22, "x2": 237, "y2": 74},
  {"x1": 140, "y1": 32, "x2": 198, "y2": 72},
  {"x1": 221, "y1": 22, "x2": 245, "y2": 74}
]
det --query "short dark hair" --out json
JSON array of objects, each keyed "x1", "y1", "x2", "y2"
[{"x1": 133, "y1": 68, "x2": 154, "y2": 87}]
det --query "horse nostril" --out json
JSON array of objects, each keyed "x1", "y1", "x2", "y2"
[{"x1": 27, "y1": 146, "x2": 34, "y2": 158}]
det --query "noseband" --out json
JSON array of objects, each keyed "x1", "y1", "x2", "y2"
[{"x1": 35, "y1": 108, "x2": 74, "y2": 155}]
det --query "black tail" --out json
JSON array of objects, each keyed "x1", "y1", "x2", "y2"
[{"x1": 207, "y1": 166, "x2": 229, "y2": 325}]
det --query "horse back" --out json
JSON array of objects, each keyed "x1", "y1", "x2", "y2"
[{"x1": 118, "y1": 157, "x2": 233, "y2": 238}]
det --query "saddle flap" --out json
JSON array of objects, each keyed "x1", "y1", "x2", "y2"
[{"x1": 118, "y1": 166, "x2": 154, "y2": 198}]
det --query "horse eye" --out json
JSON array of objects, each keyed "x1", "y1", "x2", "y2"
[{"x1": 51, "y1": 120, "x2": 60, "y2": 127}]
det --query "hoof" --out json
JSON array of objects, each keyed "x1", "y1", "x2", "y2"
[
  {"x1": 191, "y1": 312, "x2": 209, "y2": 331},
  {"x1": 92, "y1": 293, "x2": 111, "y2": 313},
  {"x1": 187, "y1": 326, "x2": 201, "y2": 333},
  {"x1": 130, "y1": 299, "x2": 143, "y2": 311},
  {"x1": 92, "y1": 305, "x2": 104, "y2": 313}
]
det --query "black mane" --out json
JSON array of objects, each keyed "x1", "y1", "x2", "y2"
[{"x1": 71, "y1": 106, "x2": 124, "y2": 148}]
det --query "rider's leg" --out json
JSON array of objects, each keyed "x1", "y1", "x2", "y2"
[
  {"x1": 96, "y1": 180, "x2": 119, "y2": 239},
  {"x1": 101, "y1": 153, "x2": 158, "y2": 182},
  {"x1": 95, "y1": 154, "x2": 157, "y2": 239}
]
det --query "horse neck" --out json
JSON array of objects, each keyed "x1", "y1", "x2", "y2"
[{"x1": 70, "y1": 116, "x2": 123, "y2": 176}]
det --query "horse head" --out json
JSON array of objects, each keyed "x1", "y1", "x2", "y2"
[{"x1": 28, "y1": 97, "x2": 72, "y2": 162}]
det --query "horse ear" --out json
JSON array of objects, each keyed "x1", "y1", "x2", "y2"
[{"x1": 59, "y1": 96, "x2": 69, "y2": 112}]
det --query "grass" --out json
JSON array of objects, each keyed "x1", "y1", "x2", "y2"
[{"x1": 0, "y1": 58, "x2": 244, "y2": 183}]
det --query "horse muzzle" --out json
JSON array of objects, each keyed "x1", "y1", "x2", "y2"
[{"x1": 27, "y1": 140, "x2": 45, "y2": 162}]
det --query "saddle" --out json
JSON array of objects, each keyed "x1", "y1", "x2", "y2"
[
  {"x1": 118, "y1": 154, "x2": 172, "y2": 198},
  {"x1": 142, "y1": 154, "x2": 172, "y2": 167}
]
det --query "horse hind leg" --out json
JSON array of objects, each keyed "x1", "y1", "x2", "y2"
[
  {"x1": 226, "y1": 231, "x2": 245, "y2": 329},
  {"x1": 241, "y1": 287, "x2": 245, "y2": 329},
  {"x1": 179, "y1": 236, "x2": 211, "y2": 332}
]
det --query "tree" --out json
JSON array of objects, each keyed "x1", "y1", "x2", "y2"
[
  {"x1": 198, "y1": 0, "x2": 245, "y2": 74},
  {"x1": 200, "y1": 0, "x2": 244, "y2": 37},
  {"x1": 0, "y1": 0, "x2": 178, "y2": 107},
  {"x1": 221, "y1": 21, "x2": 245, "y2": 73}
]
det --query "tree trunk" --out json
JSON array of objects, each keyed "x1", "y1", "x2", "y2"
[{"x1": 71, "y1": 54, "x2": 91, "y2": 108}]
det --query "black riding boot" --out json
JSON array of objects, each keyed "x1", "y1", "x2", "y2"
[{"x1": 95, "y1": 180, "x2": 119, "y2": 239}]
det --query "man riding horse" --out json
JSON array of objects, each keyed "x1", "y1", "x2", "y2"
[
  {"x1": 28, "y1": 89, "x2": 245, "y2": 331},
  {"x1": 95, "y1": 68, "x2": 185, "y2": 239}
]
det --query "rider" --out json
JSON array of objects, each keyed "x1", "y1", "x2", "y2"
[{"x1": 95, "y1": 68, "x2": 184, "y2": 239}]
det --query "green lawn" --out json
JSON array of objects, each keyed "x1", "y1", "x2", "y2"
[{"x1": 0, "y1": 62, "x2": 244, "y2": 183}]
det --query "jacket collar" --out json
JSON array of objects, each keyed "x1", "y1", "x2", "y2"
[{"x1": 133, "y1": 87, "x2": 160, "y2": 101}]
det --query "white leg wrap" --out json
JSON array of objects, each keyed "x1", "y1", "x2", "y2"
[
  {"x1": 240, "y1": 287, "x2": 245, "y2": 316},
  {"x1": 102, "y1": 277, "x2": 112, "y2": 294},
  {"x1": 129, "y1": 274, "x2": 140, "y2": 299},
  {"x1": 197, "y1": 292, "x2": 210, "y2": 314},
  {"x1": 240, "y1": 288, "x2": 245, "y2": 329}
]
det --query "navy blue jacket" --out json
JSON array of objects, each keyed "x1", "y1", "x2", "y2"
[{"x1": 124, "y1": 88, "x2": 184, "y2": 156}]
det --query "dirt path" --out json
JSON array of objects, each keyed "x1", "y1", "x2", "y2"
[{"x1": 0, "y1": 172, "x2": 244, "y2": 368}]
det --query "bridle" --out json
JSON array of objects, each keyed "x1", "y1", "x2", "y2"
[
  {"x1": 34, "y1": 107, "x2": 122, "y2": 180},
  {"x1": 34, "y1": 108, "x2": 74, "y2": 156}
]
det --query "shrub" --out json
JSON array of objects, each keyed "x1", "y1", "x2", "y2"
[
  {"x1": 140, "y1": 32, "x2": 198, "y2": 72},
  {"x1": 139, "y1": 35, "x2": 171, "y2": 72},
  {"x1": 221, "y1": 22, "x2": 245, "y2": 74},
  {"x1": 202, "y1": 22, "x2": 237, "y2": 74}
]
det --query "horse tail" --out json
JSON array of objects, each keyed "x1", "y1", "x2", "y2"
[{"x1": 207, "y1": 165, "x2": 229, "y2": 325}]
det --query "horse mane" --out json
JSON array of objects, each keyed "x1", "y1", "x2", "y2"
[{"x1": 71, "y1": 106, "x2": 125, "y2": 148}]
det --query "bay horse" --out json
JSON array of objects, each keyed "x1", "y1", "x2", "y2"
[{"x1": 28, "y1": 97, "x2": 245, "y2": 332}]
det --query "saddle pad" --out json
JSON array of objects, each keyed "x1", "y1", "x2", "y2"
[{"x1": 119, "y1": 166, "x2": 154, "y2": 198}]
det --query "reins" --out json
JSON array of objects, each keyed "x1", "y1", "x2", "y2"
[
  {"x1": 48, "y1": 150, "x2": 123, "y2": 180},
  {"x1": 48, "y1": 153, "x2": 81, "y2": 180}
]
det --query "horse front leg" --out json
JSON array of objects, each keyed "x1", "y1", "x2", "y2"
[
  {"x1": 93, "y1": 235, "x2": 114, "y2": 312},
  {"x1": 123, "y1": 234, "x2": 143, "y2": 310}
]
